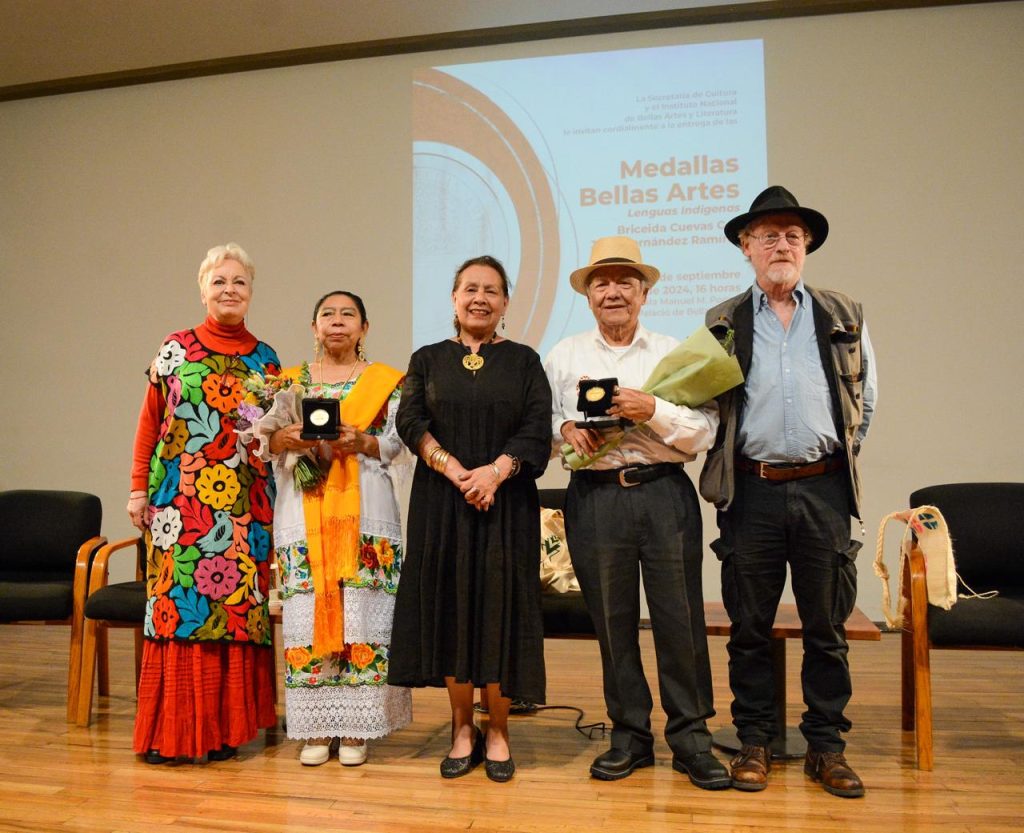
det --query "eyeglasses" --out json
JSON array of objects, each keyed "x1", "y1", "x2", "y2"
[{"x1": 747, "y1": 231, "x2": 807, "y2": 249}]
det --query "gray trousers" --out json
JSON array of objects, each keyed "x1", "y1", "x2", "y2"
[{"x1": 565, "y1": 468, "x2": 715, "y2": 758}]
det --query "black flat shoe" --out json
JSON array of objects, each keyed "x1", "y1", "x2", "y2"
[
  {"x1": 672, "y1": 751, "x2": 732, "y2": 790},
  {"x1": 207, "y1": 745, "x2": 237, "y2": 762},
  {"x1": 440, "y1": 730, "x2": 484, "y2": 779},
  {"x1": 144, "y1": 749, "x2": 172, "y2": 765},
  {"x1": 484, "y1": 756, "x2": 516, "y2": 782},
  {"x1": 590, "y1": 747, "x2": 655, "y2": 781}
]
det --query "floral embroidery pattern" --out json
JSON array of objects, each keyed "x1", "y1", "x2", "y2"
[
  {"x1": 285, "y1": 640, "x2": 391, "y2": 687},
  {"x1": 193, "y1": 555, "x2": 241, "y2": 600},
  {"x1": 195, "y1": 463, "x2": 241, "y2": 510},
  {"x1": 202, "y1": 372, "x2": 243, "y2": 414},
  {"x1": 154, "y1": 341, "x2": 186, "y2": 376},
  {"x1": 351, "y1": 534, "x2": 402, "y2": 591},
  {"x1": 152, "y1": 596, "x2": 180, "y2": 638},
  {"x1": 160, "y1": 422, "x2": 189, "y2": 459},
  {"x1": 277, "y1": 541, "x2": 313, "y2": 598},
  {"x1": 150, "y1": 506, "x2": 182, "y2": 549},
  {"x1": 277, "y1": 534, "x2": 401, "y2": 599},
  {"x1": 144, "y1": 328, "x2": 279, "y2": 645}
]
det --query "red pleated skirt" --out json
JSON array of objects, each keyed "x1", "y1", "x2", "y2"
[{"x1": 133, "y1": 639, "x2": 277, "y2": 758}]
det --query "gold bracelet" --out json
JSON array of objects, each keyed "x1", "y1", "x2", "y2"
[
  {"x1": 428, "y1": 446, "x2": 449, "y2": 473},
  {"x1": 489, "y1": 462, "x2": 502, "y2": 482}
]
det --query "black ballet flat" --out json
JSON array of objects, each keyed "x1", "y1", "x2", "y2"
[
  {"x1": 144, "y1": 749, "x2": 172, "y2": 765},
  {"x1": 440, "y1": 730, "x2": 485, "y2": 779},
  {"x1": 207, "y1": 744, "x2": 237, "y2": 762},
  {"x1": 484, "y1": 755, "x2": 516, "y2": 783}
]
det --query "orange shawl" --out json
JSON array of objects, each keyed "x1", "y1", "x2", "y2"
[{"x1": 283, "y1": 363, "x2": 403, "y2": 656}]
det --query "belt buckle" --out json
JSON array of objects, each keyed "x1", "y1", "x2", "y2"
[
  {"x1": 618, "y1": 466, "x2": 641, "y2": 488},
  {"x1": 758, "y1": 462, "x2": 770, "y2": 479}
]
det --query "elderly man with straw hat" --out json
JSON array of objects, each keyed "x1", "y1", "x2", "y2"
[
  {"x1": 701, "y1": 186, "x2": 877, "y2": 798},
  {"x1": 543, "y1": 236, "x2": 730, "y2": 789}
]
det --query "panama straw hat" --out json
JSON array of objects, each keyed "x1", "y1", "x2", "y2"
[{"x1": 569, "y1": 236, "x2": 660, "y2": 295}]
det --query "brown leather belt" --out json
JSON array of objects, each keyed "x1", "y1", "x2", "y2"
[{"x1": 735, "y1": 455, "x2": 845, "y2": 482}]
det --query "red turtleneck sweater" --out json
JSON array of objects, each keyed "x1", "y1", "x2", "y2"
[{"x1": 130, "y1": 316, "x2": 258, "y2": 491}]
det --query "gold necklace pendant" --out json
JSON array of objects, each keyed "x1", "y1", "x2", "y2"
[
  {"x1": 462, "y1": 352, "x2": 485, "y2": 372},
  {"x1": 457, "y1": 331, "x2": 495, "y2": 372}
]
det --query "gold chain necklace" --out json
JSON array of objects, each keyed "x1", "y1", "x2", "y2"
[
  {"x1": 318, "y1": 356, "x2": 362, "y2": 387},
  {"x1": 457, "y1": 331, "x2": 496, "y2": 372}
]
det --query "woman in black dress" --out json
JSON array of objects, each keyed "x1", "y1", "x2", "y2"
[{"x1": 391, "y1": 255, "x2": 551, "y2": 782}]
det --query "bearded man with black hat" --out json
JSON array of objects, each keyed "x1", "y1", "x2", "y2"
[
  {"x1": 544, "y1": 236, "x2": 730, "y2": 790},
  {"x1": 701, "y1": 186, "x2": 877, "y2": 797}
]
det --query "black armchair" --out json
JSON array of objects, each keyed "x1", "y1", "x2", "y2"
[
  {"x1": 0, "y1": 490, "x2": 105, "y2": 721},
  {"x1": 901, "y1": 482, "x2": 1024, "y2": 770}
]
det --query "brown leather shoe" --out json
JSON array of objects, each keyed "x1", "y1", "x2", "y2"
[
  {"x1": 729, "y1": 744, "x2": 770, "y2": 791},
  {"x1": 804, "y1": 750, "x2": 865, "y2": 798}
]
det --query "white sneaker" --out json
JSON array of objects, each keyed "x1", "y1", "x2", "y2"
[
  {"x1": 299, "y1": 738, "x2": 333, "y2": 766},
  {"x1": 338, "y1": 741, "x2": 367, "y2": 766}
]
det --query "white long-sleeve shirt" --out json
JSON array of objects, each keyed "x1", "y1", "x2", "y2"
[{"x1": 543, "y1": 324, "x2": 719, "y2": 469}]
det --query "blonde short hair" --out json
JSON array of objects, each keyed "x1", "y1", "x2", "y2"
[{"x1": 197, "y1": 243, "x2": 255, "y2": 294}]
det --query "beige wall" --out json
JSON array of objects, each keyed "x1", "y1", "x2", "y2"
[{"x1": 2, "y1": 2, "x2": 1022, "y2": 620}]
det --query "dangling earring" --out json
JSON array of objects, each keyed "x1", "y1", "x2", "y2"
[
  {"x1": 357, "y1": 339, "x2": 366, "y2": 361},
  {"x1": 501, "y1": 316, "x2": 506, "y2": 331},
  {"x1": 313, "y1": 338, "x2": 321, "y2": 361},
  {"x1": 453, "y1": 314, "x2": 461, "y2": 335}
]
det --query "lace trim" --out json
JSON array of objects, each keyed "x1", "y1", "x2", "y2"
[
  {"x1": 284, "y1": 683, "x2": 412, "y2": 740},
  {"x1": 282, "y1": 587, "x2": 397, "y2": 647},
  {"x1": 361, "y1": 515, "x2": 401, "y2": 540}
]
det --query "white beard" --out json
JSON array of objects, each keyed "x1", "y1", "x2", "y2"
[{"x1": 762, "y1": 260, "x2": 800, "y2": 287}]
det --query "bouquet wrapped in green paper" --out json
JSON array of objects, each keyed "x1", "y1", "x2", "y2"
[{"x1": 561, "y1": 325, "x2": 743, "y2": 470}]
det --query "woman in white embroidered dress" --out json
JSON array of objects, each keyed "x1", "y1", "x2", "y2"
[{"x1": 266, "y1": 291, "x2": 411, "y2": 766}]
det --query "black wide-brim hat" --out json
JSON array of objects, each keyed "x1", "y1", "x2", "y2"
[{"x1": 724, "y1": 185, "x2": 829, "y2": 253}]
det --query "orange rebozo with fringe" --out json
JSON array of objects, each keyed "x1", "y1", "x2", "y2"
[{"x1": 280, "y1": 362, "x2": 403, "y2": 656}]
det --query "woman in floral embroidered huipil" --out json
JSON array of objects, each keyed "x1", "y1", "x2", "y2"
[
  {"x1": 126, "y1": 243, "x2": 279, "y2": 763},
  {"x1": 263, "y1": 291, "x2": 411, "y2": 767}
]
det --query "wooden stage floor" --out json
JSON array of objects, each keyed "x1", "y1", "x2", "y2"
[{"x1": 1, "y1": 625, "x2": 1021, "y2": 832}]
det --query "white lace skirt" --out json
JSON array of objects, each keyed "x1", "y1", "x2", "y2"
[{"x1": 280, "y1": 561, "x2": 412, "y2": 740}]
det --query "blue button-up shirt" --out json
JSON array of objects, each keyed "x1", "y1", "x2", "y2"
[{"x1": 737, "y1": 281, "x2": 876, "y2": 464}]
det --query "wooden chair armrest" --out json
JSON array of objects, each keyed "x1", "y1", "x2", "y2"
[
  {"x1": 87, "y1": 536, "x2": 144, "y2": 595},
  {"x1": 72, "y1": 535, "x2": 107, "y2": 615},
  {"x1": 902, "y1": 543, "x2": 935, "y2": 769},
  {"x1": 73, "y1": 535, "x2": 107, "y2": 590},
  {"x1": 76, "y1": 536, "x2": 107, "y2": 569},
  {"x1": 905, "y1": 544, "x2": 927, "y2": 579},
  {"x1": 66, "y1": 534, "x2": 106, "y2": 723},
  {"x1": 904, "y1": 544, "x2": 929, "y2": 627}
]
